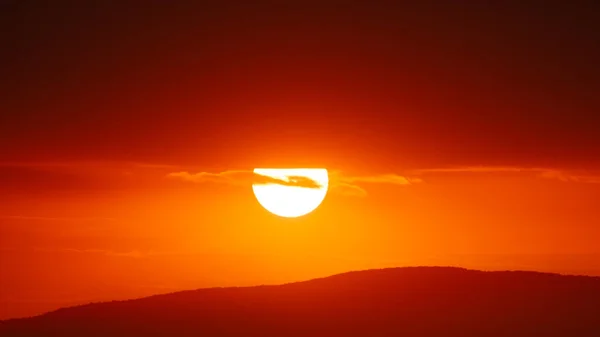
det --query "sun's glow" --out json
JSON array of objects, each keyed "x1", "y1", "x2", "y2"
[{"x1": 252, "y1": 168, "x2": 329, "y2": 218}]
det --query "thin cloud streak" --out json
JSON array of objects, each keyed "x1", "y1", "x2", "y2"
[
  {"x1": 330, "y1": 182, "x2": 368, "y2": 197},
  {"x1": 338, "y1": 174, "x2": 421, "y2": 185},
  {"x1": 168, "y1": 166, "x2": 600, "y2": 198},
  {"x1": 166, "y1": 170, "x2": 418, "y2": 197},
  {"x1": 329, "y1": 172, "x2": 420, "y2": 197},
  {"x1": 0, "y1": 215, "x2": 117, "y2": 222},
  {"x1": 412, "y1": 166, "x2": 535, "y2": 174},
  {"x1": 0, "y1": 161, "x2": 177, "y2": 170},
  {"x1": 167, "y1": 170, "x2": 323, "y2": 188},
  {"x1": 412, "y1": 166, "x2": 600, "y2": 184},
  {"x1": 32, "y1": 248, "x2": 171, "y2": 259}
]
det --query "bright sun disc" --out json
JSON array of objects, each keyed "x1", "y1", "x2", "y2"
[{"x1": 252, "y1": 168, "x2": 329, "y2": 218}]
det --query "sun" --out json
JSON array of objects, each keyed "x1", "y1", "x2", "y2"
[{"x1": 252, "y1": 168, "x2": 329, "y2": 218}]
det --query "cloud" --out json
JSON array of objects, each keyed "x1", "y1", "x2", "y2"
[
  {"x1": 537, "y1": 169, "x2": 600, "y2": 184},
  {"x1": 32, "y1": 248, "x2": 169, "y2": 259},
  {"x1": 166, "y1": 166, "x2": 600, "y2": 198},
  {"x1": 330, "y1": 182, "x2": 368, "y2": 197},
  {"x1": 0, "y1": 215, "x2": 117, "y2": 222},
  {"x1": 337, "y1": 174, "x2": 421, "y2": 185},
  {"x1": 0, "y1": 160, "x2": 180, "y2": 195},
  {"x1": 166, "y1": 170, "x2": 323, "y2": 188},
  {"x1": 328, "y1": 172, "x2": 420, "y2": 197},
  {"x1": 167, "y1": 170, "x2": 419, "y2": 197},
  {"x1": 0, "y1": 161, "x2": 177, "y2": 170},
  {"x1": 413, "y1": 166, "x2": 532, "y2": 174},
  {"x1": 412, "y1": 166, "x2": 600, "y2": 184}
]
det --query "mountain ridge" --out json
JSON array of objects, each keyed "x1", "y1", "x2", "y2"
[
  {"x1": 6, "y1": 266, "x2": 597, "y2": 322},
  {"x1": 2, "y1": 266, "x2": 600, "y2": 336}
]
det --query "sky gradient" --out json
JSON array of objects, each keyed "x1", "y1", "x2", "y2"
[{"x1": 1, "y1": 1, "x2": 600, "y2": 319}]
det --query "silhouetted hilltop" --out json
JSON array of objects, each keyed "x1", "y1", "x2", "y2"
[{"x1": 2, "y1": 267, "x2": 600, "y2": 337}]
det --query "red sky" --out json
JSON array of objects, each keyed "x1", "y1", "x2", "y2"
[{"x1": 1, "y1": 2, "x2": 600, "y2": 319}]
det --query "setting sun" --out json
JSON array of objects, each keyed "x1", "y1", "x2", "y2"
[{"x1": 252, "y1": 168, "x2": 329, "y2": 218}]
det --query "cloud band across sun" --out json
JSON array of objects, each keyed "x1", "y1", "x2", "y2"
[
  {"x1": 3, "y1": 162, "x2": 597, "y2": 199},
  {"x1": 166, "y1": 170, "x2": 323, "y2": 188},
  {"x1": 166, "y1": 170, "x2": 419, "y2": 197},
  {"x1": 166, "y1": 166, "x2": 600, "y2": 198}
]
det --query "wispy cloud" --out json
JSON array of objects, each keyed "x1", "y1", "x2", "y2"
[
  {"x1": 166, "y1": 166, "x2": 600, "y2": 198},
  {"x1": 0, "y1": 161, "x2": 177, "y2": 170},
  {"x1": 167, "y1": 170, "x2": 419, "y2": 197},
  {"x1": 413, "y1": 166, "x2": 533, "y2": 174},
  {"x1": 0, "y1": 160, "x2": 181, "y2": 194},
  {"x1": 32, "y1": 248, "x2": 172, "y2": 259},
  {"x1": 335, "y1": 173, "x2": 421, "y2": 185},
  {"x1": 0, "y1": 215, "x2": 117, "y2": 222},
  {"x1": 167, "y1": 170, "x2": 323, "y2": 188},
  {"x1": 0, "y1": 160, "x2": 178, "y2": 182},
  {"x1": 328, "y1": 172, "x2": 420, "y2": 197},
  {"x1": 537, "y1": 170, "x2": 600, "y2": 184},
  {"x1": 330, "y1": 182, "x2": 369, "y2": 197},
  {"x1": 412, "y1": 166, "x2": 600, "y2": 184}
]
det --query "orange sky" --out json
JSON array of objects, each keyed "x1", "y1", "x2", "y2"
[
  {"x1": 1, "y1": 2, "x2": 600, "y2": 319},
  {"x1": 2, "y1": 162, "x2": 600, "y2": 319}
]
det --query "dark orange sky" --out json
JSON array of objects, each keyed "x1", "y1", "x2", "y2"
[{"x1": 1, "y1": 1, "x2": 600, "y2": 320}]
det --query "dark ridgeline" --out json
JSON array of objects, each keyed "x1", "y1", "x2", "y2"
[{"x1": 1, "y1": 267, "x2": 599, "y2": 337}]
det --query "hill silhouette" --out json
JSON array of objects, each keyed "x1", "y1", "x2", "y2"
[{"x1": 1, "y1": 267, "x2": 599, "y2": 337}]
